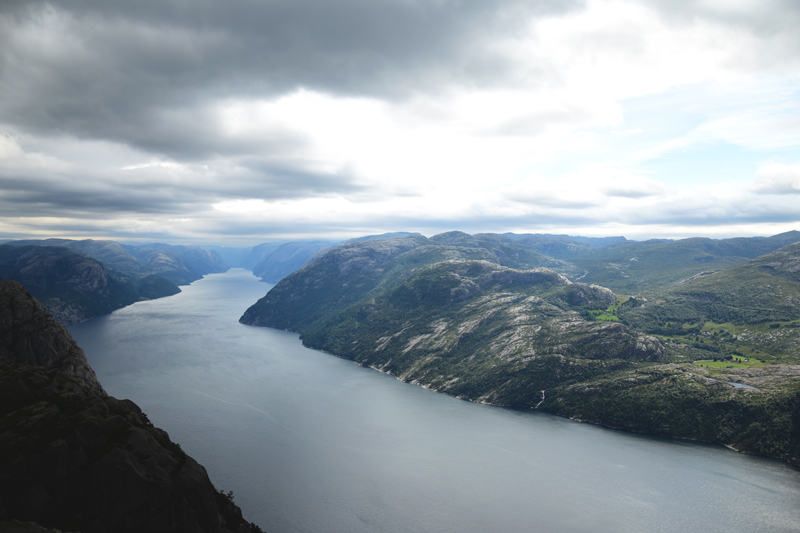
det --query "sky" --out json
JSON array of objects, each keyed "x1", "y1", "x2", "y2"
[{"x1": 1, "y1": 0, "x2": 799, "y2": 245}]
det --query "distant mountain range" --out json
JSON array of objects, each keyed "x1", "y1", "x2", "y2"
[
  {"x1": 241, "y1": 230, "x2": 800, "y2": 465},
  {"x1": 0, "y1": 245, "x2": 179, "y2": 325},
  {"x1": 8, "y1": 239, "x2": 228, "y2": 284},
  {"x1": 0, "y1": 235, "x2": 353, "y2": 324},
  {"x1": 0, "y1": 239, "x2": 232, "y2": 325}
]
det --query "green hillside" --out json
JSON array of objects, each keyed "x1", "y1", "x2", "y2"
[
  {"x1": 241, "y1": 233, "x2": 800, "y2": 464},
  {"x1": 0, "y1": 245, "x2": 180, "y2": 324},
  {"x1": 555, "y1": 231, "x2": 800, "y2": 293}
]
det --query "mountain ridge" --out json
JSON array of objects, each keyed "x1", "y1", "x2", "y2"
[
  {"x1": 0, "y1": 245, "x2": 181, "y2": 325},
  {"x1": 240, "y1": 231, "x2": 800, "y2": 465}
]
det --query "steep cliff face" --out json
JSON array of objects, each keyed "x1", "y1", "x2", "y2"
[
  {"x1": 0, "y1": 358, "x2": 261, "y2": 533},
  {"x1": 0, "y1": 279, "x2": 104, "y2": 396},
  {"x1": 0, "y1": 279, "x2": 263, "y2": 533}
]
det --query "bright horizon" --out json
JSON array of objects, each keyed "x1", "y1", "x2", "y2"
[{"x1": 1, "y1": 0, "x2": 799, "y2": 246}]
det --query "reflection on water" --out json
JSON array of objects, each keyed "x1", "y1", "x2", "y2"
[{"x1": 69, "y1": 269, "x2": 800, "y2": 533}]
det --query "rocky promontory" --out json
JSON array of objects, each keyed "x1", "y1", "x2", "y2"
[
  {"x1": 0, "y1": 278, "x2": 104, "y2": 396},
  {"x1": 0, "y1": 278, "x2": 263, "y2": 532}
]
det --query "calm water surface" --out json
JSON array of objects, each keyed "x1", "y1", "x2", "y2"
[{"x1": 69, "y1": 269, "x2": 800, "y2": 533}]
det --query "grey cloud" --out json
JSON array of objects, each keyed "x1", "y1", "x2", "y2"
[
  {"x1": 647, "y1": 0, "x2": 800, "y2": 65},
  {"x1": 614, "y1": 196, "x2": 800, "y2": 226},
  {"x1": 647, "y1": 0, "x2": 800, "y2": 27},
  {"x1": 228, "y1": 159, "x2": 368, "y2": 198},
  {"x1": 753, "y1": 182, "x2": 800, "y2": 195},
  {"x1": 2, "y1": 0, "x2": 798, "y2": 245},
  {"x1": 752, "y1": 175, "x2": 800, "y2": 195},
  {"x1": 0, "y1": 153, "x2": 366, "y2": 218},
  {"x1": 2, "y1": 185, "x2": 798, "y2": 245},
  {"x1": 504, "y1": 191, "x2": 603, "y2": 209},
  {"x1": 0, "y1": 0, "x2": 583, "y2": 160},
  {"x1": 602, "y1": 182, "x2": 666, "y2": 199},
  {"x1": 0, "y1": 175, "x2": 198, "y2": 216}
]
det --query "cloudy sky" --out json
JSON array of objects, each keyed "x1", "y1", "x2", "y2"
[{"x1": 1, "y1": 0, "x2": 799, "y2": 245}]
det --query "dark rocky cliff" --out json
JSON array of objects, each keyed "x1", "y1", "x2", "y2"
[
  {"x1": 0, "y1": 279, "x2": 263, "y2": 533},
  {"x1": 0, "y1": 279, "x2": 104, "y2": 397}
]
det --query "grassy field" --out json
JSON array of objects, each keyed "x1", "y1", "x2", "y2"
[
  {"x1": 648, "y1": 320, "x2": 800, "y2": 366},
  {"x1": 692, "y1": 356, "x2": 764, "y2": 369},
  {"x1": 591, "y1": 311, "x2": 620, "y2": 321},
  {"x1": 589, "y1": 298, "x2": 625, "y2": 322}
]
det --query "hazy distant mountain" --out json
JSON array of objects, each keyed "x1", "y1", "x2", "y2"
[
  {"x1": 0, "y1": 245, "x2": 179, "y2": 324},
  {"x1": 224, "y1": 240, "x2": 339, "y2": 273},
  {"x1": 7, "y1": 238, "x2": 229, "y2": 286},
  {"x1": 138, "y1": 248, "x2": 201, "y2": 285},
  {"x1": 203, "y1": 245, "x2": 254, "y2": 269},
  {"x1": 252, "y1": 240, "x2": 339, "y2": 283},
  {"x1": 122, "y1": 243, "x2": 228, "y2": 282},
  {"x1": 341, "y1": 231, "x2": 422, "y2": 244},
  {"x1": 10, "y1": 238, "x2": 142, "y2": 274},
  {"x1": 503, "y1": 232, "x2": 630, "y2": 247}
]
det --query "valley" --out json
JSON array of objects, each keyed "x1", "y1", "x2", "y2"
[{"x1": 4, "y1": 228, "x2": 800, "y2": 531}]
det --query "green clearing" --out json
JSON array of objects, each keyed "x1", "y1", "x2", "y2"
[
  {"x1": 693, "y1": 357, "x2": 764, "y2": 369},
  {"x1": 644, "y1": 319, "x2": 800, "y2": 365},
  {"x1": 588, "y1": 297, "x2": 626, "y2": 322}
]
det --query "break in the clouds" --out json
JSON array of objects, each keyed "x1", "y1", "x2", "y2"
[{"x1": 1, "y1": 0, "x2": 800, "y2": 244}]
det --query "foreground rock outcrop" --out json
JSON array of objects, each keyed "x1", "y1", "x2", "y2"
[
  {"x1": 0, "y1": 279, "x2": 104, "y2": 396},
  {"x1": 0, "y1": 278, "x2": 263, "y2": 532}
]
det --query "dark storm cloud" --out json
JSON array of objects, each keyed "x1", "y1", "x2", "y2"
[
  {"x1": 0, "y1": 154, "x2": 366, "y2": 217},
  {"x1": 0, "y1": 0, "x2": 583, "y2": 160},
  {"x1": 0, "y1": 174, "x2": 196, "y2": 216}
]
